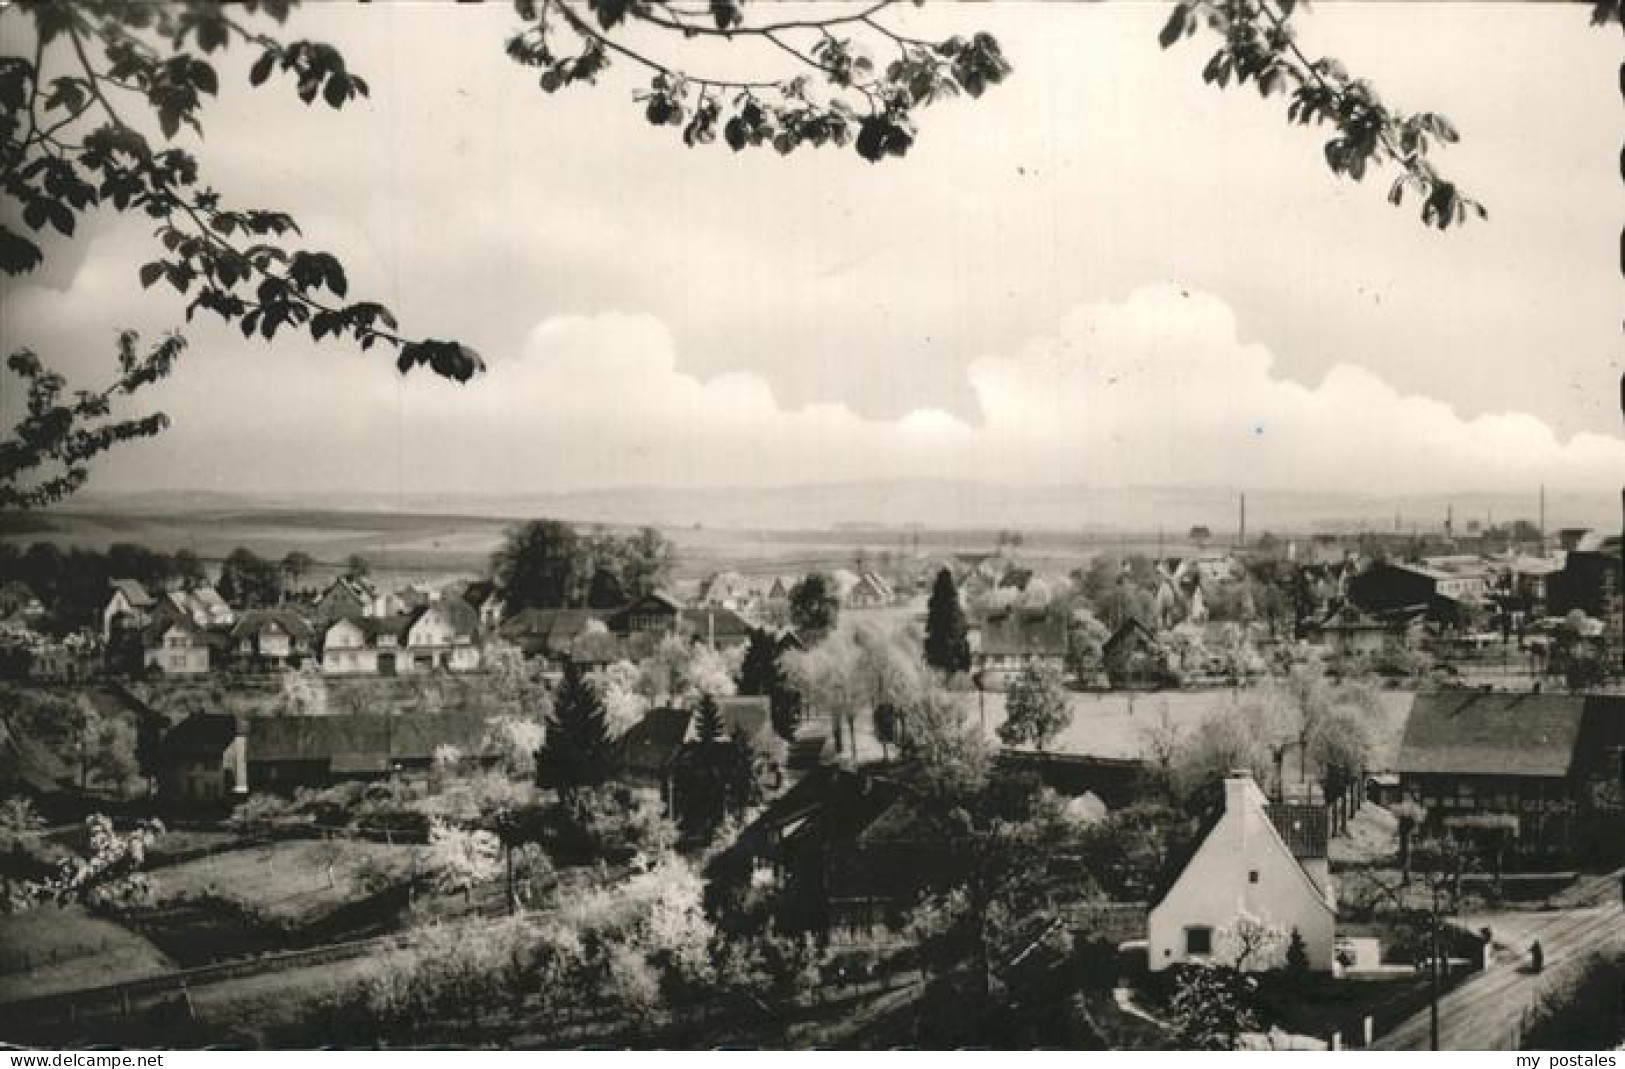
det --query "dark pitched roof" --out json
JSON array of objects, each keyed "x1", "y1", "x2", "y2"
[
  {"x1": 1102, "y1": 617, "x2": 1160, "y2": 657},
  {"x1": 625, "y1": 591, "x2": 683, "y2": 616},
  {"x1": 500, "y1": 608, "x2": 606, "y2": 647},
  {"x1": 461, "y1": 580, "x2": 499, "y2": 610},
  {"x1": 678, "y1": 607, "x2": 753, "y2": 643},
  {"x1": 360, "y1": 614, "x2": 412, "y2": 639},
  {"x1": 1396, "y1": 692, "x2": 1624, "y2": 779},
  {"x1": 318, "y1": 577, "x2": 375, "y2": 605},
  {"x1": 109, "y1": 579, "x2": 154, "y2": 609},
  {"x1": 1266, "y1": 803, "x2": 1329, "y2": 860},
  {"x1": 413, "y1": 597, "x2": 479, "y2": 637},
  {"x1": 0, "y1": 716, "x2": 71, "y2": 793},
  {"x1": 231, "y1": 608, "x2": 314, "y2": 641},
  {"x1": 162, "y1": 713, "x2": 240, "y2": 756},
  {"x1": 618, "y1": 707, "x2": 693, "y2": 778},
  {"x1": 741, "y1": 765, "x2": 915, "y2": 848},
  {"x1": 980, "y1": 609, "x2": 1068, "y2": 658},
  {"x1": 246, "y1": 714, "x2": 494, "y2": 764},
  {"x1": 144, "y1": 612, "x2": 205, "y2": 643}
]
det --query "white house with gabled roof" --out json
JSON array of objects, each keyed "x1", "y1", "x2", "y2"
[{"x1": 1147, "y1": 771, "x2": 1337, "y2": 973}]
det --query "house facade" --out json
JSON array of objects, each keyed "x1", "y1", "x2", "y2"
[
  {"x1": 403, "y1": 600, "x2": 482, "y2": 672},
  {"x1": 155, "y1": 714, "x2": 247, "y2": 801},
  {"x1": 1310, "y1": 604, "x2": 1420, "y2": 661},
  {"x1": 319, "y1": 616, "x2": 380, "y2": 675},
  {"x1": 975, "y1": 609, "x2": 1068, "y2": 688},
  {"x1": 1148, "y1": 772, "x2": 1336, "y2": 973},
  {"x1": 1395, "y1": 691, "x2": 1625, "y2": 858},
  {"x1": 1102, "y1": 618, "x2": 1174, "y2": 688},
  {"x1": 314, "y1": 577, "x2": 385, "y2": 622},
  {"x1": 318, "y1": 602, "x2": 482, "y2": 675},
  {"x1": 102, "y1": 579, "x2": 155, "y2": 640},
  {"x1": 459, "y1": 581, "x2": 506, "y2": 631},
  {"x1": 143, "y1": 616, "x2": 211, "y2": 676},
  {"x1": 231, "y1": 610, "x2": 315, "y2": 667},
  {"x1": 846, "y1": 571, "x2": 895, "y2": 609}
]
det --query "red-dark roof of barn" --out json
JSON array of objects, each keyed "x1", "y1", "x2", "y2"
[
  {"x1": 1397, "y1": 692, "x2": 1625, "y2": 779},
  {"x1": 980, "y1": 609, "x2": 1068, "y2": 658}
]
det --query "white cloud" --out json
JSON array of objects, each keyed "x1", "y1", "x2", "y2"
[{"x1": 76, "y1": 284, "x2": 1620, "y2": 500}]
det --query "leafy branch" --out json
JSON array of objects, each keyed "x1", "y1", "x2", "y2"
[
  {"x1": 1, "y1": 0, "x2": 482, "y2": 509},
  {"x1": 1159, "y1": 0, "x2": 1485, "y2": 229},
  {"x1": 505, "y1": 0, "x2": 1011, "y2": 161}
]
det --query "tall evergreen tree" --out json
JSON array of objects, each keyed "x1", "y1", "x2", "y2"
[
  {"x1": 537, "y1": 660, "x2": 613, "y2": 804},
  {"x1": 741, "y1": 628, "x2": 803, "y2": 742},
  {"x1": 693, "y1": 693, "x2": 725, "y2": 744},
  {"x1": 738, "y1": 630, "x2": 781, "y2": 697},
  {"x1": 923, "y1": 568, "x2": 972, "y2": 676}
]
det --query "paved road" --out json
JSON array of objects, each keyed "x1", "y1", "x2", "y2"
[{"x1": 1375, "y1": 890, "x2": 1624, "y2": 1050}]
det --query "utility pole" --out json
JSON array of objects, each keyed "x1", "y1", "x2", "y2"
[{"x1": 1428, "y1": 882, "x2": 1441, "y2": 1051}]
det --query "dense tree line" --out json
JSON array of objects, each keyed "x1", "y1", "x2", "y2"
[
  {"x1": 0, "y1": 539, "x2": 349, "y2": 632},
  {"x1": 0, "y1": 540, "x2": 177, "y2": 633},
  {"x1": 492, "y1": 520, "x2": 673, "y2": 615}
]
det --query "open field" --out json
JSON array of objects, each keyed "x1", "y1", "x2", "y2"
[
  {"x1": 151, "y1": 839, "x2": 418, "y2": 929},
  {"x1": 831, "y1": 685, "x2": 1417, "y2": 776},
  {"x1": 0, "y1": 906, "x2": 173, "y2": 1002},
  {"x1": 2, "y1": 502, "x2": 1196, "y2": 593}
]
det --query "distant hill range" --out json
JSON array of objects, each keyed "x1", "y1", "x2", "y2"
[{"x1": 51, "y1": 481, "x2": 1616, "y2": 536}]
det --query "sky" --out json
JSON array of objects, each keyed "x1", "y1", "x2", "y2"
[{"x1": 2, "y1": 1, "x2": 1622, "y2": 508}]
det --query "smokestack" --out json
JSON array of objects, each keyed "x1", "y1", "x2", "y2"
[
  {"x1": 1239, "y1": 493, "x2": 1247, "y2": 548},
  {"x1": 1539, "y1": 484, "x2": 1546, "y2": 546}
]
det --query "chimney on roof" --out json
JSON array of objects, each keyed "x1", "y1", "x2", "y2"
[{"x1": 1223, "y1": 769, "x2": 1256, "y2": 813}]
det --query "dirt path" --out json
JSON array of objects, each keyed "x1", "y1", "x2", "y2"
[{"x1": 1374, "y1": 891, "x2": 1624, "y2": 1050}]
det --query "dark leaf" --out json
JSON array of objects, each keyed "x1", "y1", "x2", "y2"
[
  {"x1": 191, "y1": 60, "x2": 219, "y2": 96},
  {"x1": 250, "y1": 50, "x2": 277, "y2": 87},
  {"x1": 710, "y1": 0, "x2": 743, "y2": 31},
  {"x1": 323, "y1": 72, "x2": 349, "y2": 109}
]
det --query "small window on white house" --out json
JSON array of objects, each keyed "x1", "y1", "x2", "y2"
[
  {"x1": 1249, "y1": 870, "x2": 1260, "y2": 884},
  {"x1": 1185, "y1": 926, "x2": 1213, "y2": 956}
]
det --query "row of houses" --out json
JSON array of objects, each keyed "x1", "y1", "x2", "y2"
[
  {"x1": 129, "y1": 580, "x2": 493, "y2": 678},
  {"x1": 500, "y1": 591, "x2": 759, "y2": 669},
  {"x1": 696, "y1": 568, "x2": 898, "y2": 614},
  {"x1": 155, "y1": 692, "x2": 784, "y2": 804}
]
